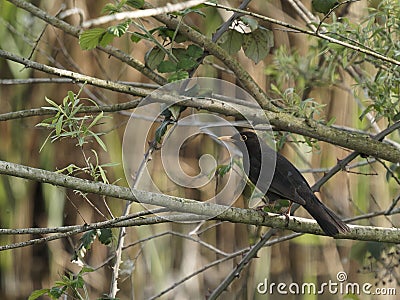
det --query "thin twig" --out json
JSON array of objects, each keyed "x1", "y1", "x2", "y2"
[
  {"x1": 208, "y1": 229, "x2": 277, "y2": 299},
  {"x1": 81, "y1": 0, "x2": 207, "y2": 28}
]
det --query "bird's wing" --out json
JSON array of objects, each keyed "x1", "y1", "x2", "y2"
[{"x1": 268, "y1": 153, "x2": 309, "y2": 206}]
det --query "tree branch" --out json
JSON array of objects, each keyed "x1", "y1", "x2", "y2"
[
  {"x1": 0, "y1": 50, "x2": 399, "y2": 162},
  {"x1": 0, "y1": 49, "x2": 148, "y2": 97},
  {"x1": 1, "y1": 159, "x2": 400, "y2": 243},
  {"x1": 81, "y1": 0, "x2": 207, "y2": 27}
]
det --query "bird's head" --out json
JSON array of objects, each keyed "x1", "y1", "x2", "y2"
[{"x1": 218, "y1": 131, "x2": 259, "y2": 149}]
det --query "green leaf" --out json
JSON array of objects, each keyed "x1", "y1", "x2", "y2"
[
  {"x1": 243, "y1": 27, "x2": 274, "y2": 64},
  {"x1": 168, "y1": 105, "x2": 182, "y2": 121},
  {"x1": 326, "y1": 116, "x2": 336, "y2": 126},
  {"x1": 71, "y1": 275, "x2": 85, "y2": 289},
  {"x1": 67, "y1": 90, "x2": 75, "y2": 103},
  {"x1": 87, "y1": 112, "x2": 104, "y2": 130},
  {"x1": 80, "y1": 266, "x2": 95, "y2": 274},
  {"x1": 108, "y1": 20, "x2": 131, "y2": 37},
  {"x1": 145, "y1": 47, "x2": 166, "y2": 70},
  {"x1": 186, "y1": 44, "x2": 203, "y2": 59},
  {"x1": 59, "y1": 131, "x2": 79, "y2": 138},
  {"x1": 28, "y1": 289, "x2": 50, "y2": 300},
  {"x1": 70, "y1": 103, "x2": 83, "y2": 118},
  {"x1": 161, "y1": 104, "x2": 186, "y2": 119},
  {"x1": 99, "y1": 228, "x2": 113, "y2": 245},
  {"x1": 240, "y1": 16, "x2": 258, "y2": 31},
  {"x1": 79, "y1": 28, "x2": 106, "y2": 50},
  {"x1": 79, "y1": 28, "x2": 115, "y2": 50},
  {"x1": 55, "y1": 115, "x2": 64, "y2": 136},
  {"x1": 130, "y1": 33, "x2": 143, "y2": 43},
  {"x1": 99, "y1": 31, "x2": 115, "y2": 47},
  {"x1": 36, "y1": 122, "x2": 52, "y2": 128},
  {"x1": 49, "y1": 286, "x2": 66, "y2": 298},
  {"x1": 56, "y1": 163, "x2": 79, "y2": 175},
  {"x1": 80, "y1": 230, "x2": 97, "y2": 250},
  {"x1": 44, "y1": 96, "x2": 60, "y2": 109},
  {"x1": 92, "y1": 132, "x2": 108, "y2": 152},
  {"x1": 101, "y1": 162, "x2": 120, "y2": 168},
  {"x1": 127, "y1": 0, "x2": 144, "y2": 8},
  {"x1": 274, "y1": 199, "x2": 291, "y2": 211},
  {"x1": 171, "y1": 47, "x2": 189, "y2": 60},
  {"x1": 216, "y1": 163, "x2": 232, "y2": 177},
  {"x1": 157, "y1": 60, "x2": 177, "y2": 73},
  {"x1": 168, "y1": 70, "x2": 188, "y2": 82},
  {"x1": 98, "y1": 165, "x2": 109, "y2": 183},
  {"x1": 219, "y1": 30, "x2": 243, "y2": 55},
  {"x1": 102, "y1": 3, "x2": 120, "y2": 14},
  {"x1": 177, "y1": 57, "x2": 198, "y2": 70},
  {"x1": 312, "y1": 0, "x2": 338, "y2": 14},
  {"x1": 270, "y1": 83, "x2": 281, "y2": 96}
]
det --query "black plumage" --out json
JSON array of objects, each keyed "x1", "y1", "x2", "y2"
[{"x1": 225, "y1": 131, "x2": 349, "y2": 236}]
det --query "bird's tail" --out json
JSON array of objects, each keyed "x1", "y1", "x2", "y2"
[{"x1": 304, "y1": 196, "x2": 349, "y2": 236}]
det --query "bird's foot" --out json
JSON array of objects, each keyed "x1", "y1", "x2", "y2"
[
  {"x1": 254, "y1": 200, "x2": 293, "y2": 228},
  {"x1": 283, "y1": 212, "x2": 290, "y2": 227},
  {"x1": 282, "y1": 202, "x2": 293, "y2": 228}
]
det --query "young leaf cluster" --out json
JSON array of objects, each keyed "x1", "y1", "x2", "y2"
[
  {"x1": 37, "y1": 90, "x2": 107, "y2": 152},
  {"x1": 28, "y1": 266, "x2": 95, "y2": 300}
]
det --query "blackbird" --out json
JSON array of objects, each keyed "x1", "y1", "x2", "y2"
[{"x1": 221, "y1": 131, "x2": 349, "y2": 236}]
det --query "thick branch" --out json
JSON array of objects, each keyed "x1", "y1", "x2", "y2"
[
  {"x1": 0, "y1": 50, "x2": 399, "y2": 162},
  {"x1": 0, "y1": 159, "x2": 399, "y2": 243},
  {"x1": 0, "y1": 49, "x2": 148, "y2": 97}
]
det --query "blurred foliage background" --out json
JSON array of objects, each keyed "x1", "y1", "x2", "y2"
[{"x1": 0, "y1": 0, "x2": 399, "y2": 299}]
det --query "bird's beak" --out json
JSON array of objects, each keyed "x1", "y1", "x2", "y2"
[{"x1": 218, "y1": 135, "x2": 234, "y2": 142}]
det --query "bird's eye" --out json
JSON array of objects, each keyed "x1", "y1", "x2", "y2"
[{"x1": 240, "y1": 134, "x2": 247, "y2": 141}]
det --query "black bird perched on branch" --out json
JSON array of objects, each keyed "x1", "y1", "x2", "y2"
[{"x1": 220, "y1": 131, "x2": 349, "y2": 236}]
